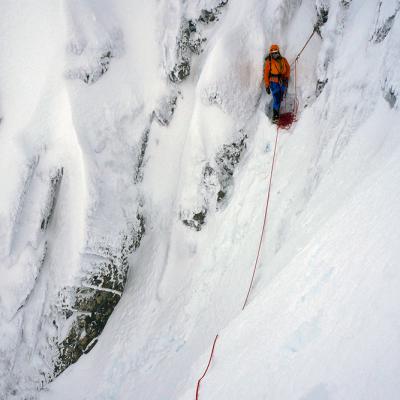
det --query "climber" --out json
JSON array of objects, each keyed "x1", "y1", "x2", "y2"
[{"x1": 264, "y1": 44, "x2": 290, "y2": 123}]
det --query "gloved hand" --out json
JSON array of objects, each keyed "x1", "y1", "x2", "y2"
[{"x1": 266, "y1": 86, "x2": 271, "y2": 95}]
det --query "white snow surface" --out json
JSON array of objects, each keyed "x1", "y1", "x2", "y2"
[{"x1": 0, "y1": 0, "x2": 399, "y2": 399}]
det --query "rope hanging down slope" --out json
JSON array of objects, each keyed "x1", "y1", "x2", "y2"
[{"x1": 195, "y1": 26, "x2": 318, "y2": 400}]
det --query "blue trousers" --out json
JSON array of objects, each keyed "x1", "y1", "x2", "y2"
[{"x1": 270, "y1": 82, "x2": 287, "y2": 112}]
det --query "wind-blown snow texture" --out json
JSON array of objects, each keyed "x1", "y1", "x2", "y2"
[{"x1": 1, "y1": 0, "x2": 399, "y2": 399}]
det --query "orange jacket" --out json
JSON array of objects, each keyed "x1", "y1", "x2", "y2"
[{"x1": 264, "y1": 56, "x2": 290, "y2": 87}]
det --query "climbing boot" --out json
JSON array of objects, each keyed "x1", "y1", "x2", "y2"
[{"x1": 272, "y1": 109, "x2": 279, "y2": 124}]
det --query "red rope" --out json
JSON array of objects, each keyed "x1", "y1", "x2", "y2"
[
  {"x1": 291, "y1": 27, "x2": 317, "y2": 67},
  {"x1": 242, "y1": 25, "x2": 315, "y2": 311},
  {"x1": 195, "y1": 334, "x2": 219, "y2": 400},
  {"x1": 193, "y1": 127, "x2": 281, "y2": 397},
  {"x1": 242, "y1": 125, "x2": 280, "y2": 310},
  {"x1": 194, "y1": 29, "x2": 313, "y2": 400},
  {"x1": 241, "y1": 59, "x2": 300, "y2": 308}
]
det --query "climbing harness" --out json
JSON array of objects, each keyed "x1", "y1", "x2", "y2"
[{"x1": 194, "y1": 26, "x2": 318, "y2": 399}]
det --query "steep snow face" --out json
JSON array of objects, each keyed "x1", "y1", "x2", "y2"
[
  {"x1": 1, "y1": 0, "x2": 400, "y2": 399},
  {"x1": 0, "y1": 0, "x2": 158, "y2": 396}
]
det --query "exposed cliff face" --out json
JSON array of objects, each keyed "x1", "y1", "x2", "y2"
[
  {"x1": 55, "y1": 214, "x2": 145, "y2": 377},
  {"x1": 168, "y1": 0, "x2": 228, "y2": 83},
  {"x1": 1, "y1": 0, "x2": 400, "y2": 399}
]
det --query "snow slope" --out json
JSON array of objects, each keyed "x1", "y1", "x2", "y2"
[{"x1": 1, "y1": 0, "x2": 400, "y2": 399}]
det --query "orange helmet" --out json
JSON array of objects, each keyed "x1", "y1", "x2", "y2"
[{"x1": 270, "y1": 44, "x2": 280, "y2": 53}]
